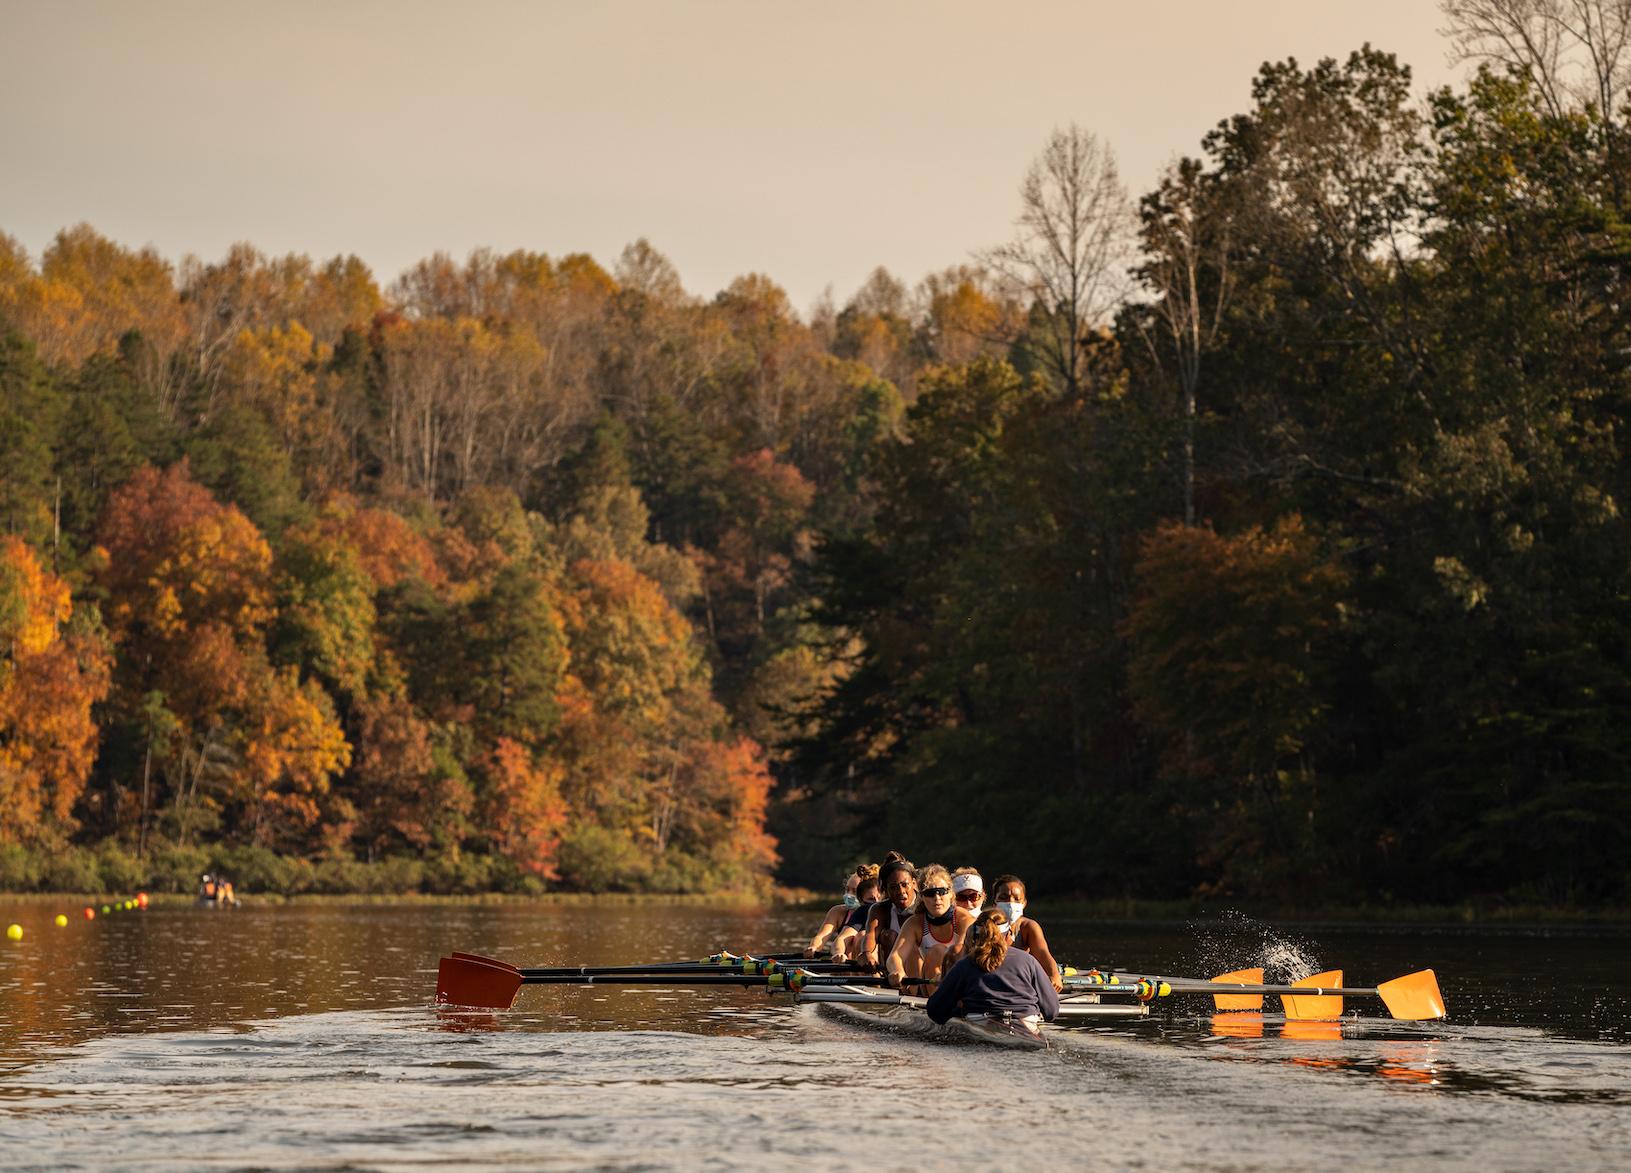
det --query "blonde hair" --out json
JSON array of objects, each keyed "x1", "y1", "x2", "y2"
[
  {"x1": 968, "y1": 909, "x2": 1010, "y2": 972},
  {"x1": 854, "y1": 863, "x2": 881, "y2": 883},
  {"x1": 914, "y1": 863, "x2": 951, "y2": 913}
]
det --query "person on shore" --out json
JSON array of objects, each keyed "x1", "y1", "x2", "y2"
[
  {"x1": 885, "y1": 863, "x2": 975, "y2": 990},
  {"x1": 859, "y1": 852, "x2": 916, "y2": 971},
  {"x1": 828, "y1": 866, "x2": 883, "y2": 961},
  {"x1": 925, "y1": 908, "x2": 1059, "y2": 1028},
  {"x1": 989, "y1": 873, "x2": 1063, "y2": 992}
]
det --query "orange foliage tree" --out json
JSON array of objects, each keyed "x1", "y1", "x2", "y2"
[
  {"x1": 96, "y1": 463, "x2": 349, "y2": 849},
  {"x1": 0, "y1": 537, "x2": 112, "y2": 843},
  {"x1": 480, "y1": 737, "x2": 569, "y2": 879}
]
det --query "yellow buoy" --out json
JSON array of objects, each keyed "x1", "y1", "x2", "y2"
[
  {"x1": 54, "y1": 914, "x2": 68, "y2": 928},
  {"x1": 100, "y1": 905, "x2": 110, "y2": 915},
  {"x1": 5, "y1": 924, "x2": 21, "y2": 941}
]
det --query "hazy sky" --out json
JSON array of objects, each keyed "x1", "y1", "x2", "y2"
[{"x1": 1, "y1": 1, "x2": 1461, "y2": 313}]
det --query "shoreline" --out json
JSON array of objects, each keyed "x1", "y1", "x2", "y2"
[{"x1": 4, "y1": 889, "x2": 1627, "y2": 927}]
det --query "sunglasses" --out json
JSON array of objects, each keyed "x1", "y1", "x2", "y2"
[
  {"x1": 921, "y1": 886, "x2": 951, "y2": 898},
  {"x1": 955, "y1": 891, "x2": 983, "y2": 904}
]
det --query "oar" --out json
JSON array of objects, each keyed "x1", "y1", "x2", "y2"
[
  {"x1": 1067, "y1": 968, "x2": 1446, "y2": 1021},
  {"x1": 436, "y1": 954, "x2": 886, "y2": 1009},
  {"x1": 449, "y1": 951, "x2": 869, "y2": 977}
]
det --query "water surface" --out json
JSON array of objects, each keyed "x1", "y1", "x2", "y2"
[{"x1": 1, "y1": 901, "x2": 1627, "y2": 1169}]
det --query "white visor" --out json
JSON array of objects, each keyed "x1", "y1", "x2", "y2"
[{"x1": 951, "y1": 874, "x2": 983, "y2": 895}]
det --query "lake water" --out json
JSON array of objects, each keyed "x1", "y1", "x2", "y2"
[{"x1": 1, "y1": 900, "x2": 1628, "y2": 1170}]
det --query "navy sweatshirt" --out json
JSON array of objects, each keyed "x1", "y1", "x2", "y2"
[{"x1": 924, "y1": 948, "x2": 1060, "y2": 1024}]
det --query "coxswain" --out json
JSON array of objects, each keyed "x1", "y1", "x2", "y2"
[
  {"x1": 989, "y1": 873, "x2": 1064, "y2": 992},
  {"x1": 925, "y1": 908, "x2": 1059, "y2": 1030},
  {"x1": 859, "y1": 852, "x2": 916, "y2": 971},
  {"x1": 885, "y1": 863, "x2": 975, "y2": 990},
  {"x1": 805, "y1": 865, "x2": 871, "y2": 958},
  {"x1": 829, "y1": 866, "x2": 883, "y2": 961}
]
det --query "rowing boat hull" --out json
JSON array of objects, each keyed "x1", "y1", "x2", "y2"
[{"x1": 816, "y1": 1000, "x2": 1049, "y2": 1050}]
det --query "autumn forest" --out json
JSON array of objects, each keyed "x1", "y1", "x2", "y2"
[{"x1": 4, "y1": 32, "x2": 1631, "y2": 905}]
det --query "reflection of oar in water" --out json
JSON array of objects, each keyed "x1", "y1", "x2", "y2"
[
  {"x1": 1066, "y1": 967, "x2": 1446, "y2": 1020},
  {"x1": 436, "y1": 953, "x2": 884, "y2": 1009}
]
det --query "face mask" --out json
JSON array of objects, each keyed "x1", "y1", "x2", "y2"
[
  {"x1": 843, "y1": 893, "x2": 861, "y2": 909},
  {"x1": 996, "y1": 900, "x2": 1025, "y2": 925}
]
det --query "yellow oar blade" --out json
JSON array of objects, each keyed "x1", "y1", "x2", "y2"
[
  {"x1": 1212, "y1": 967, "x2": 1265, "y2": 1011},
  {"x1": 1281, "y1": 969, "x2": 1343, "y2": 1020},
  {"x1": 437, "y1": 955, "x2": 524, "y2": 1009},
  {"x1": 1376, "y1": 969, "x2": 1446, "y2": 1020}
]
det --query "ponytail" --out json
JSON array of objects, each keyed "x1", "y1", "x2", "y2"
[{"x1": 968, "y1": 909, "x2": 1010, "y2": 973}]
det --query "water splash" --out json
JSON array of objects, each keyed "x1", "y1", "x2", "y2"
[{"x1": 1187, "y1": 910, "x2": 1321, "y2": 982}]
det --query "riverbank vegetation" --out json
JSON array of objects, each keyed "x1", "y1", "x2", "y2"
[{"x1": 4, "y1": 10, "x2": 1630, "y2": 905}]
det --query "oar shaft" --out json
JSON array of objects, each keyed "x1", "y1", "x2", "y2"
[
  {"x1": 519, "y1": 972, "x2": 891, "y2": 987},
  {"x1": 516, "y1": 961, "x2": 867, "y2": 978},
  {"x1": 1080, "y1": 977, "x2": 1378, "y2": 998}
]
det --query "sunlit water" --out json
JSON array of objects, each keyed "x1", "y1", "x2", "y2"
[{"x1": 1, "y1": 902, "x2": 1628, "y2": 1169}]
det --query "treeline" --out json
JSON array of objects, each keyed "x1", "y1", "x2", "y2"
[{"x1": 5, "y1": 29, "x2": 1631, "y2": 905}]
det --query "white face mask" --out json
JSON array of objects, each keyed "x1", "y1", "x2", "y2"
[
  {"x1": 996, "y1": 900, "x2": 1025, "y2": 926},
  {"x1": 843, "y1": 893, "x2": 861, "y2": 909}
]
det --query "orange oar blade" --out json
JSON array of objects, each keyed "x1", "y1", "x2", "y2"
[
  {"x1": 1281, "y1": 969, "x2": 1343, "y2": 1020},
  {"x1": 1210, "y1": 1012, "x2": 1265, "y2": 1038},
  {"x1": 1212, "y1": 967, "x2": 1265, "y2": 1011},
  {"x1": 437, "y1": 955, "x2": 524, "y2": 1009},
  {"x1": 452, "y1": 951, "x2": 520, "y2": 974},
  {"x1": 1281, "y1": 1019, "x2": 1343, "y2": 1042},
  {"x1": 1376, "y1": 969, "x2": 1446, "y2": 1021}
]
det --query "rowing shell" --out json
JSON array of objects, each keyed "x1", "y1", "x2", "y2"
[{"x1": 797, "y1": 984, "x2": 1150, "y2": 1050}]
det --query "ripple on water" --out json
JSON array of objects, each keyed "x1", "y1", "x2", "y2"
[{"x1": 0, "y1": 1007, "x2": 1628, "y2": 1171}]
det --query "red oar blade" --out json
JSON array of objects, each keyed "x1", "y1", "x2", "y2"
[
  {"x1": 437, "y1": 955, "x2": 524, "y2": 1009},
  {"x1": 1212, "y1": 967, "x2": 1265, "y2": 1012},
  {"x1": 452, "y1": 951, "x2": 520, "y2": 974},
  {"x1": 1281, "y1": 969, "x2": 1343, "y2": 1020},
  {"x1": 1376, "y1": 969, "x2": 1446, "y2": 1021}
]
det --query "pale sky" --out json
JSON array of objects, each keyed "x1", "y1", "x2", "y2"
[{"x1": 1, "y1": 1, "x2": 1460, "y2": 314}]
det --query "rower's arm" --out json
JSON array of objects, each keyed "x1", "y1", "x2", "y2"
[
  {"x1": 860, "y1": 908, "x2": 883, "y2": 969},
  {"x1": 1024, "y1": 921, "x2": 1064, "y2": 993},
  {"x1": 806, "y1": 904, "x2": 846, "y2": 956},
  {"x1": 884, "y1": 919, "x2": 916, "y2": 989}
]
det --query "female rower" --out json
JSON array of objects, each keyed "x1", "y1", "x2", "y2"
[
  {"x1": 828, "y1": 865, "x2": 882, "y2": 961},
  {"x1": 990, "y1": 873, "x2": 1064, "y2": 992},
  {"x1": 885, "y1": 863, "x2": 975, "y2": 990},
  {"x1": 925, "y1": 908, "x2": 1059, "y2": 1029},
  {"x1": 859, "y1": 852, "x2": 916, "y2": 971},
  {"x1": 805, "y1": 865, "x2": 870, "y2": 958},
  {"x1": 951, "y1": 867, "x2": 984, "y2": 916}
]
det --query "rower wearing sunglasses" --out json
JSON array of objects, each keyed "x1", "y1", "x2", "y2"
[
  {"x1": 951, "y1": 868, "x2": 984, "y2": 915},
  {"x1": 884, "y1": 864, "x2": 976, "y2": 990}
]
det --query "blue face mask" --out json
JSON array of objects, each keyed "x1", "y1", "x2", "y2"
[
  {"x1": 996, "y1": 900, "x2": 1025, "y2": 925},
  {"x1": 843, "y1": 893, "x2": 861, "y2": 909}
]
